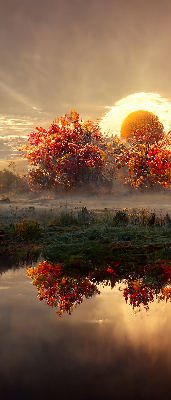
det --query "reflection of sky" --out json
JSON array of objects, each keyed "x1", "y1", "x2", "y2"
[{"x1": 1, "y1": 267, "x2": 171, "y2": 399}]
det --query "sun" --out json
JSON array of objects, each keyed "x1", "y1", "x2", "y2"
[{"x1": 100, "y1": 92, "x2": 171, "y2": 137}]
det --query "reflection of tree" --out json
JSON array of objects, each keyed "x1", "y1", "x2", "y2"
[
  {"x1": 26, "y1": 260, "x2": 171, "y2": 315},
  {"x1": 123, "y1": 281, "x2": 155, "y2": 311},
  {"x1": 26, "y1": 261, "x2": 100, "y2": 316},
  {"x1": 122, "y1": 261, "x2": 171, "y2": 311},
  {"x1": 93, "y1": 261, "x2": 171, "y2": 312}
]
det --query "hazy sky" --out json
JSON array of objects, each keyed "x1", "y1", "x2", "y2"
[{"x1": 1, "y1": 0, "x2": 171, "y2": 124}]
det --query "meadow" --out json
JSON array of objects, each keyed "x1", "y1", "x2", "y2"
[{"x1": 0, "y1": 192, "x2": 171, "y2": 271}]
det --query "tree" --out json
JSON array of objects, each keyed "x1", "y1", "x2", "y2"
[
  {"x1": 126, "y1": 144, "x2": 171, "y2": 188},
  {"x1": 114, "y1": 111, "x2": 171, "y2": 189},
  {"x1": 115, "y1": 138, "x2": 171, "y2": 189},
  {"x1": 20, "y1": 110, "x2": 112, "y2": 190},
  {"x1": 120, "y1": 110, "x2": 164, "y2": 144}
]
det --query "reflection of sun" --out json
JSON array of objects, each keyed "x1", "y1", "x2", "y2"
[{"x1": 100, "y1": 92, "x2": 171, "y2": 137}]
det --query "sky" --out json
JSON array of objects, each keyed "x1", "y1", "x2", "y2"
[{"x1": 1, "y1": 0, "x2": 171, "y2": 132}]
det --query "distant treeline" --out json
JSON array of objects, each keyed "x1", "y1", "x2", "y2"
[{"x1": 0, "y1": 169, "x2": 29, "y2": 192}]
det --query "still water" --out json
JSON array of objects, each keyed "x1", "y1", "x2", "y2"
[{"x1": 1, "y1": 264, "x2": 171, "y2": 400}]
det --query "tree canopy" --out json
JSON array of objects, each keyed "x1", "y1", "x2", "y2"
[
  {"x1": 120, "y1": 110, "x2": 164, "y2": 144},
  {"x1": 20, "y1": 107, "x2": 171, "y2": 191},
  {"x1": 20, "y1": 110, "x2": 113, "y2": 190},
  {"x1": 115, "y1": 111, "x2": 171, "y2": 189}
]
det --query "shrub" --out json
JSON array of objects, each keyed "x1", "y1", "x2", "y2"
[
  {"x1": 113, "y1": 210, "x2": 129, "y2": 226},
  {"x1": 50, "y1": 212, "x2": 78, "y2": 226},
  {"x1": 14, "y1": 220, "x2": 41, "y2": 239}
]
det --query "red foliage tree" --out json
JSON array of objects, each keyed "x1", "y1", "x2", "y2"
[
  {"x1": 120, "y1": 110, "x2": 164, "y2": 144},
  {"x1": 114, "y1": 112, "x2": 171, "y2": 189},
  {"x1": 20, "y1": 110, "x2": 111, "y2": 190}
]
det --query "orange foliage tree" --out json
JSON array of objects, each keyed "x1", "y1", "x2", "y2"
[
  {"x1": 120, "y1": 110, "x2": 164, "y2": 143},
  {"x1": 20, "y1": 110, "x2": 113, "y2": 190},
  {"x1": 115, "y1": 110, "x2": 171, "y2": 189}
]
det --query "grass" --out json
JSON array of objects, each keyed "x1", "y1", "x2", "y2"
[{"x1": 0, "y1": 206, "x2": 171, "y2": 268}]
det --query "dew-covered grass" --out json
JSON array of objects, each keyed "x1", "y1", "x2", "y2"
[{"x1": 0, "y1": 206, "x2": 171, "y2": 268}]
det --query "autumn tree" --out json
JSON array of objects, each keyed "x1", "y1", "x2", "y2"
[
  {"x1": 115, "y1": 110, "x2": 171, "y2": 189},
  {"x1": 120, "y1": 110, "x2": 164, "y2": 144},
  {"x1": 20, "y1": 110, "x2": 113, "y2": 190}
]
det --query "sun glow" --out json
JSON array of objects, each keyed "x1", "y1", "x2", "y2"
[{"x1": 100, "y1": 92, "x2": 171, "y2": 137}]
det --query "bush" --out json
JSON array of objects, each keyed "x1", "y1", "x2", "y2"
[
  {"x1": 50, "y1": 212, "x2": 78, "y2": 227},
  {"x1": 14, "y1": 220, "x2": 41, "y2": 239},
  {"x1": 113, "y1": 210, "x2": 129, "y2": 226}
]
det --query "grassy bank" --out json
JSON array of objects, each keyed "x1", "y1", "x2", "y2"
[{"x1": 1, "y1": 207, "x2": 171, "y2": 268}]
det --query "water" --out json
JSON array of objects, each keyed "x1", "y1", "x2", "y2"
[{"x1": 1, "y1": 264, "x2": 171, "y2": 400}]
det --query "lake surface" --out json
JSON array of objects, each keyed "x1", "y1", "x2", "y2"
[{"x1": 1, "y1": 263, "x2": 171, "y2": 400}]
